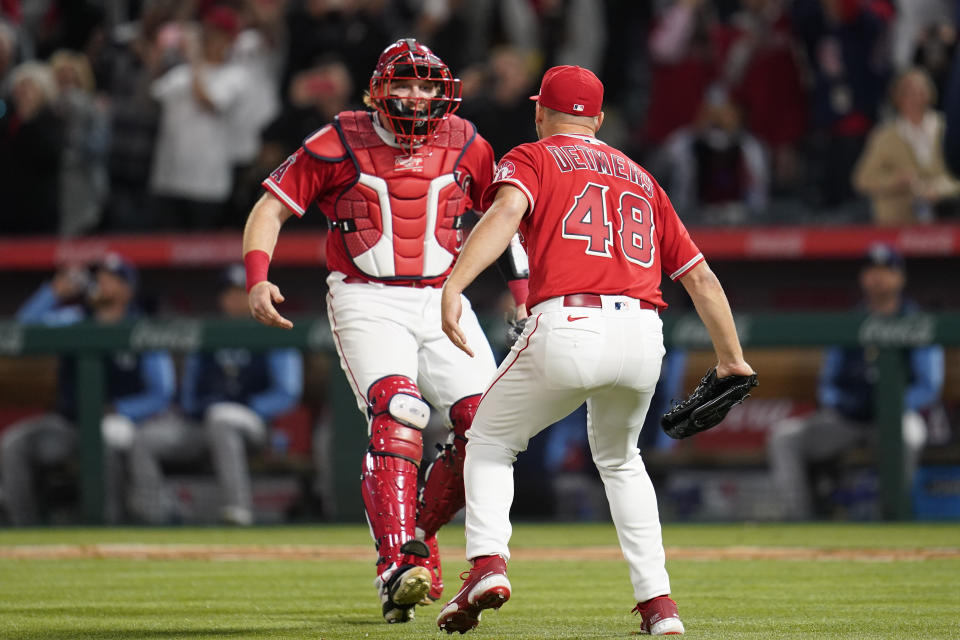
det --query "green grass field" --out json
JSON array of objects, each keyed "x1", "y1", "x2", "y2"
[{"x1": 0, "y1": 523, "x2": 957, "y2": 639}]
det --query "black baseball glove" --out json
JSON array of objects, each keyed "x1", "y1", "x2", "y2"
[{"x1": 661, "y1": 368, "x2": 758, "y2": 439}]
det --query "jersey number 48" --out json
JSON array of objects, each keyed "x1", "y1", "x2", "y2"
[{"x1": 561, "y1": 182, "x2": 655, "y2": 267}]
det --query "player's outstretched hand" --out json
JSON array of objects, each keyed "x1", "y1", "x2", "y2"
[
  {"x1": 441, "y1": 285, "x2": 474, "y2": 358},
  {"x1": 248, "y1": 281, "x2": 293, "y2": 329}
]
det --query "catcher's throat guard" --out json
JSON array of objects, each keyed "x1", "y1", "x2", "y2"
[{"x1": 660, "y1": 368, "x2": 758, "y2": 439}]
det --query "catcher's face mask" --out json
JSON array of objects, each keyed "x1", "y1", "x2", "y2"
[{"x1": 369, "y1": 38, "x2": 462, "y2": 154}]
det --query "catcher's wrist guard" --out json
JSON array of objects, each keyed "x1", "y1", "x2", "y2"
[
  {"x1": 660, "y1": 368, "x2": 758, "y2": 439},
  {"x1": 243, "y1": 250, "x2": 270, "y2": 292}
]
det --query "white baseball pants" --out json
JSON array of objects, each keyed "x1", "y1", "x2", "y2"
[
  {"x1": 325, "y1": 272, "x2": 498, "y2": 425},
  {"x1": 464, "y1": 294, "x2": 672, "y2": 602}
]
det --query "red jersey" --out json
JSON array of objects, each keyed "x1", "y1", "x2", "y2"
[
  {"x1": 482, "y1": 133, "x2": 703, "y2": 310},
  {"x1": 263, "y1": 111, "x2": 495, "y2": 286}
]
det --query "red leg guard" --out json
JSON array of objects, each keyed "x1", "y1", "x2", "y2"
[
  {"x1": 362, "y1": 376, "x2": 428, "y2": 576},
  {"x1": 362, "y1": 453, "x2": 421, "y2": 575},
  {"x1": 417, "y1": 394, "x2": 479, "y2": 537}
]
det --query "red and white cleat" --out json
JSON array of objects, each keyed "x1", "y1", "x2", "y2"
[
  {"x1": 633, "y1": 595, "x2": 685, "y2": 635},
  {"x1": 436, "y1": 555, "x2": 511, "y2": 634}
]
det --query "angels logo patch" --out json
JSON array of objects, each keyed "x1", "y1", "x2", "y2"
[
  {"x1": 270, "y1": 151, "x2": 300, "y2": 184},
  {"x1": 639, "y1": 170, "x2": 654, "y2": 199},
  {"x1": 493, "y1": 160, "x2": 516, "y2": 182}
]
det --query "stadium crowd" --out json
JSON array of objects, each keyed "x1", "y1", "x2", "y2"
[{"x1": 2, "y1": 0, "x2": 960, "y2": 234}]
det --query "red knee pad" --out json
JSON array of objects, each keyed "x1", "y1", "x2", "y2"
[
  {"x1": 417, "y1": 394, "x2": 480, "y2": 537},
  {"x1": 367, "y1": 375, "x2": 429, "y2": 465}
]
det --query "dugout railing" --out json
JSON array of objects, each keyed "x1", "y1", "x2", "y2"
[{"x1": 2, "y1": 311, "x2": 959, "y2": 524}]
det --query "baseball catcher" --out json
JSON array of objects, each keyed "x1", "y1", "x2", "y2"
[
  {"x1": 243, "y1": 38, "x2": 531, "y2": 625},
  {"x1": 661, "y1": 368, "x2": 759, "y2": 439}
]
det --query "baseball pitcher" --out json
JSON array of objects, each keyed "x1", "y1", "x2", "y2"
[{"x1": 437, "y1": 65, "x2": 755, "y2": 636}]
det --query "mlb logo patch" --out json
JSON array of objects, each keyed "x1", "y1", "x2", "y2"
[{"x1": 573, "y1": 104, "x2": 584, "y2": 112}]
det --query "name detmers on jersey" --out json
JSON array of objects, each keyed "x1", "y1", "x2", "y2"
[{"x1": 545, "y1": 141, "x2": 655, "y2": 199}]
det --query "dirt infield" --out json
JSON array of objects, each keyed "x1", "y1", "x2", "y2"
[{"x1": 1, "y1": 544, "x2": 957, "y2": 562}]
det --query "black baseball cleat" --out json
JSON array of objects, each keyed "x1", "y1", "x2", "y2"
[
  {"x1": 378, "y1": 563, "x2": 432, "y2": 623},
  {"x1": 377, "y1": 540, "x2": 432, "y2": 622},
  {"x1": 436, "y1": 554, "x2": 511, "y2": 634}
]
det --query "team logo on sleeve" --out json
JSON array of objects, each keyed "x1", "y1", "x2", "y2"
[
  {"x1": 494, "y1": 160, "x2": 516, "y2": 182},
  {"x1": 270, "y1": 151, "x2": 299, "y2": 184},
  {"x1": 640, "y1": 170, "x2": 654, "y2": 198},
  {"x1": 454, "y1": 169, "x2": 472, "y2": 193}
]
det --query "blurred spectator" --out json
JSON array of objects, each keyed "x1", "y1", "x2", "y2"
[
  {"x1": 892, "y1": 0, "x2": 953, "y2": 70},
  {"x1": 638, "y1": 0, "x2": 720, "y2": 156},
  {"x1": 256, "y1": 57, "x2": 355, "y2": 178},
  {"x1": 0, "y1": 254, "x2": 176, "y2": 525},
  {"x1": 533, "y1": 0, "x2": 607, "y2": 73},
  {"x1": 128, "y1": 264, "x2": 303, "y2": 525},
  {"x1": 457, "y1": 45, "x2": 538, "y2": 159},
  {"x1": 792, "y1": 0, "x2": 895, "y2": 209},
  {"x1": 148, "y1": 5, "x2": 252, "y2": 229},
  {"x1": 944, "y1": 1, "x2": 960, "y2": 175},
  {"x1": 282, "y1": 0, "x2": 401, "y2": 107},
  {"x1": 273, "y1": 57, "x2": 355, "y2": 147},
  {"x1": 852, "y1": 67, "x2": 960, "y2": 225},
  {"x1": 0, "y1": 60, "x2": 62, "y2": 234},
  {"x1": 766, "y1": 244, "x2": 945, "y2": 520},
  {"x1": 900, "y1": 3, "x2": 957, "y2": 110},
  {"x1": 19, "y1": 0, "x2": 107, "y2": 61},
  {"x1": 714, "y1": 0, "x2": 807, "y2": 195},
  {"x1": 225, "y1": 0, "x2": 287, "y2": 227},
  {"x1": 0, "y1": 19, "x2": 18, "y2": 94},
  {"x1": 412, "y1": 0, "x2": 539, "y2": 72},
  {"x1": 99, "y1": 6, "x2": 168, "y2": 231},
  {"x1": 50, "y1": 49, "x2": 110, "y2": 236},
  {"x1": 662, "y1": 86, "x2": 768, "y2": 223}
]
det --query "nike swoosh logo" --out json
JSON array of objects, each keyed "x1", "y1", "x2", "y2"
[{"x1": 567, "y1": 315, "x2": 588, "y2": 322}]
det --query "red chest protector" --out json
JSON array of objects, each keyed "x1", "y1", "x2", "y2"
[{"x1": 306, "y1": 111, "x2": 474, "y2": 281}]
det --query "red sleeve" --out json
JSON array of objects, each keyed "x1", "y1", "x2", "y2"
[
  {"x1": 461, "y1": 133, "x2": 495, "y2": 209},
  {"x1": 481, "y1": 143, "x2": 540, "y2": 212},
  {"x1": 261, "y1": 146, "x2": 347, "y2": 218},
  {"x1": 655, "y1": 181, "x2": 704, "y2": 280}
]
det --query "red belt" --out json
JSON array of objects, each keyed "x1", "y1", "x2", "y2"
[
  {"x1": 343, "y1": 276, "x2": 440, "y2": 288},
  {"x1": 563, "y1": 294, "x2": 658, "y2": 312}
]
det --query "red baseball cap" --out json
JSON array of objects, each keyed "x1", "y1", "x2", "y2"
[
  {"x1": 530, "y1": 65, "x2": 603, "y2": 117},
  {"x1": 202, "y1": 5, "x2": 240, "y2": 37}
]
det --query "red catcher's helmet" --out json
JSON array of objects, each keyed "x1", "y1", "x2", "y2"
[{"x1": 368, "y1": 39, "x2": 461, "y2": 152}]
